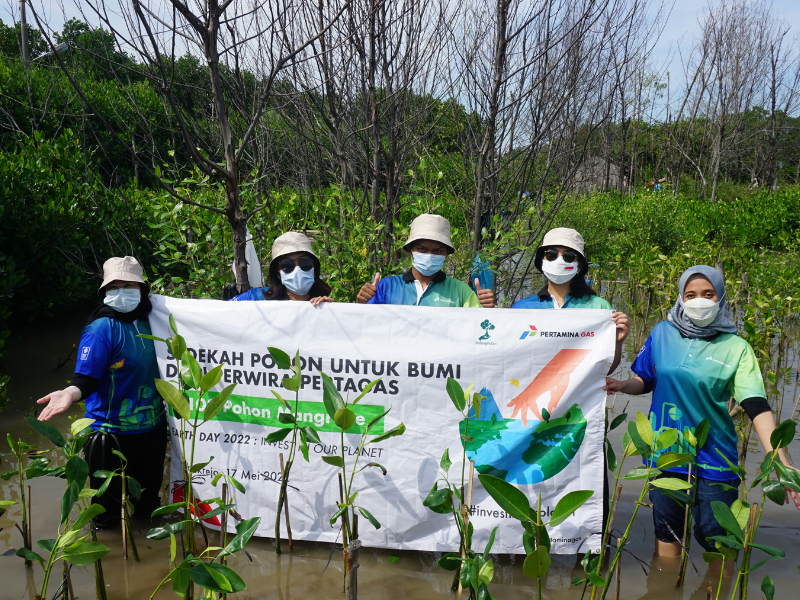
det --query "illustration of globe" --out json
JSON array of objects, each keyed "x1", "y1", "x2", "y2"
[{"x1": 459, "y1": 388, "x2": 586, "y2": 484}]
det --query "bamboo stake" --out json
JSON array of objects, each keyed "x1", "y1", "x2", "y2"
[
  {"x1": 26, "y1": 485, "x2": 32, "y2": 549},
  {"x1": 677, "y1": 462, "x2": 692, "y2": 586},
  {"x1": 592, "y1": 484, "x2": 621, "y2": 600},
  {"x1": 221, "y1": 483, "x2": 228, "y2": 600},
  {"x1": 456, "y1": 461, "x2": 476, "y2": 597},
  {"x1": 344, "y1": 539, "x2": 362, "y2": 600},
  {"x1": 66, "y1": 566, "x2": 75, "y2": 600},
  {"x1": 279, "y1": 453, "x2": 293, "y2": 551},
  {"x1": 339, "y1": 472, "x2": 347, "y2": 594},
  {"x1": 121, "y1": 476, "x2": 128, "y2": 560},
  {"x1": 220, "y1": 483, "x2": 228, "y2": 549}
]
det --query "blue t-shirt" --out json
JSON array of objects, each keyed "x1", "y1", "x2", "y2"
[
  {"x1": 229, "y1": 287, "x2": 267, "y2": 301},
  {"x1": 631, "y1": 321, "x2": 765, "y2": 481},
  {"x1": 368, "y1": 270, "x2": 480, "y2": 307},
  {"x1": 512, "y1": 287, "x2": 612, "y2": 309},
  {"x1": 75, "y1": 318, "x2": 165, "y2": 434}
]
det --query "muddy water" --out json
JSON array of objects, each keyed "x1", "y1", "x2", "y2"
[{"x1": 1, "y1": 310, "x2": 799, "y2": 599}]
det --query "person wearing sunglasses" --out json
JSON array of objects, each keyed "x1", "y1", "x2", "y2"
[
  {"x1": 355, "y1": 214, "x2": 495, "y2": 308},
  {"x1": 511, "y1": 227, "x2": 629, "y2": 543},
  {"x1": 512, "y1": 228, "x2": 628, "y2": 371},
  {"x1": 229, "y1": 232, "x2": 333, "y2": 305}
]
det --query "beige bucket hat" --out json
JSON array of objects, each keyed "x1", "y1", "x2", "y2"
[
  {"x1": 534, "y1": 228, "x2": 588, "y2": 275},
  {"x1": 99, "y1": 256, "x2": 145, "y2": 291},
  {"x1": 269, "y1": 232, "x2": 318, "y2": 272},
  {"x1": 403, "y1": 214, "x2": 454, "y2": 253}
]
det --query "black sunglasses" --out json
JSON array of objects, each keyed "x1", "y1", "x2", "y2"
[
  {"x1": 279, "y1": 256, "x2": 315, "y2": 274},
  {"x1": 543, "y1": 249, "x2": 578, "y2": 263}
]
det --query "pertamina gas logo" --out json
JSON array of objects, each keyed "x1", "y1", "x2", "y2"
[{"x1": 519, "y1": 325, "x2": 594, "y2": 339}]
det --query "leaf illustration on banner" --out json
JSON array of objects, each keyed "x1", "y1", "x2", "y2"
[{"x1": 506, "y1": 349, "x2": 592, "y2": 426}]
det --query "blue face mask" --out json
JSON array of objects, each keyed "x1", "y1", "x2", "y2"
[
  {"x1": 281, "y1": 268, "x2": 315, "y2": 296},
  {"x1": 412, "y1": 252, "x2": 446, "y2": 277},
  {"x1": 104, "y1": 288, "x2": 141, "y2": 313}
]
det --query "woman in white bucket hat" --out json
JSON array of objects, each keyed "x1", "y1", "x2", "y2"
[
  {"x1": 355, "y1": 214, "x2": 494, "y2": 307},
  {"x1": 511, "y1": 227, "x2": 628, "y2": 371},
  {"x1": 510, "y1": 228, "x2": 629, "y2": 533},
  {"x1": 229, "y1": 231, "x2": 333, "y2": 305},
  {"x1": 36, "y1": 256, "x2": 167, "y2": 528}
]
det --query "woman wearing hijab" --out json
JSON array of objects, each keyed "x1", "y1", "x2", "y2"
[
  {"x1": 512, "y1": 228, "x2": 629, "y2": 372},
  {"x1": 37, "y1": 257, "x2": 167, "y2": 528},
  {"x1": 604, "y1": 265, "x2": 800, "y2": 571},
  {"x1": 229, "y1": 231, "x2": 333, "y2": 305}
]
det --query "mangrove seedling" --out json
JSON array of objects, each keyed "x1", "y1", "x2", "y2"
[
  {"x1": 478, "y1": 473, "x2": 593, "y2": 600},
  {"x1": 93, "y1": 448, "x2": 142, "y2": 561},
  {"x1": 139, "y1": 313, "x2": 236, "y2": 559},
  {"x1": 318, "y1": 370, "x2": 405, "y2": 594},
  {"x1": 19, "y1": 416, "x2": 111, "y2": 600},
  {"x1": 262, "y1": 347, "x2": 321, "y2": 554},
  {"x1": 423, "y1": 377, "x2": 485, "y2": 593},
  {"x1": 595, "y1": 412, "x2": 691, "y2": 600},
  {"x1": 703, "y1": 418, "x2": 797, "y2": 600}
]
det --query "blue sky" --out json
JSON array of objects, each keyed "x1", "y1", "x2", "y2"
[
  {"x1": 651, "y1": 0, "x2": 800, "y2": 73},
  {"x1": 5, "y1": 0, "x2": 799, "y2": 65}
]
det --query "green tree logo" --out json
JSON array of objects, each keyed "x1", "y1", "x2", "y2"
[{"x1": 479, "y1": 320, "x2": 496, "y2": 341}]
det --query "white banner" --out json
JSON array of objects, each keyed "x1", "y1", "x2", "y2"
[{"x1": 149, "y1": 295, "x2": 614, "y2": 554}]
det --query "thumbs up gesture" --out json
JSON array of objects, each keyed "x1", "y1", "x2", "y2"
[
  {"x1": 357, "y1": 272, "x2": 381, "y2": 304},
  {"x1": 475, "y1": 278, "x2": 495, "y2": 308}
]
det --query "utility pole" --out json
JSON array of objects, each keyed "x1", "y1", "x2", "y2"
[{"x1": 20, "y1": 0, "x2": 29, "y2": 63}]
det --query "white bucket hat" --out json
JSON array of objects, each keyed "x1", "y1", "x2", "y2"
[
  {"x1": 534, "y1": 228, "x2": 587, "y2": 275},
  {"x1": 99, "y1": 256, "x2": 145, "y2": 291},
  {"x1": 403, "y1": 214, "x2": 454, "y2": 253},
  {"x1": 269, "y1": 232, "x2": 318, "y2": 272}
]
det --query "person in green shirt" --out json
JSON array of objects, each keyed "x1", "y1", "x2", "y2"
[
  {"x1": 604, "y1": 265, "x2": 800, "y2": 574},
  {"x1": 355, "y1": 214, "x2": 495, "y2": 308}
]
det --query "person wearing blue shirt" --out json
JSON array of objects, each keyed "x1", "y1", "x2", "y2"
[
  {"x1": 228, "y1": 231, "x2": 333, "y2": 306},
  {"x1": 37, "y1": 257, "x2": 167, "y2": 528},
  {"x1": 355, "y1": 214, "x2": 495, "y2": 308},
  {"x1": 604, "y1": 266, "x2": 800, "y2": 575},
  {"x1": 512, "y1": 227, "x2": 629, "y2": 372}
]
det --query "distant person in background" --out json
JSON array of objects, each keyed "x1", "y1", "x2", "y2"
[
  {"x1": 604, "y1": 265, "x2": 800, "y2": 575},
  {"x1": 512, "y1": 227, "x2": 629, "y2": 372},
  {"x1": 356, "y1": 214, "x2": 495, "y2": 308},
  {"x1": 229, "y1": 231, "x2": 333, "y2": 306},
  {"x1": 37, "y1": 257, "x2": 167, "y2": 528}
]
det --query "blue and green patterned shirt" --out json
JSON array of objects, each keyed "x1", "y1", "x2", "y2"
[
  {"x1": 631, "y1": 321, "x2": 766, "y2": 480},
  {"x1": 75, "y1": 318, "x2": 165, "y2": 434}
]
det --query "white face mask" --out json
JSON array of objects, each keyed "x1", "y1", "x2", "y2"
[
  {"x1": 683, "y1": 297, "x2": 720, "y2": 327},
  {"x1": 281, "y1": 268, "x2": 315, "y2": 296},
  {"x1": 412, "y1": 252, "x2": 446, "y2": 277},
  {"x1": 104, "y1": 288, "x2": 141, "y2": 313},
  {"x1": 541, "y1": 256, "x2": 579, "y2": 284}
]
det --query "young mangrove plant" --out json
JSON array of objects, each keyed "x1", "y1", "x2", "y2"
[
  {"x1": 139, "y1": 313, "x2": 236, "y2": 558},
  {"x1": 262, "y1": 347, "x2": 321, "y2": 554},
  {"x1": 140, "y1": 313, "x2": 262, "y2": 599},
  {"x1": 478, "y1": 473, "x2": 593, "y2": 600},
  {"x1": 20, "y1": 416, "x2": 111, "y2": 600},
  {"x1": 423, "y1": 377, "x2": 486, "y2": 594},
  {"x1": 318, "y1": 371, "x2": 405, "y2": 595},
  {"x1": 703, "y1": 418, "x2": 798, "y2": 600},
  {"x1": 589, "y1": 412, "x2": 691, "y2": 600},
  {"x1": 92, "y1": 448, "x2": 142, "y2": 561}
]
